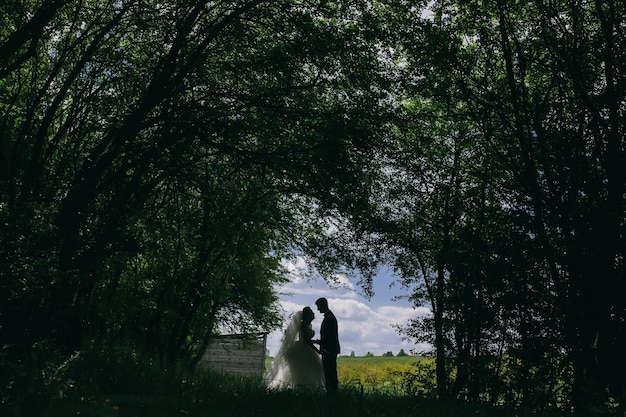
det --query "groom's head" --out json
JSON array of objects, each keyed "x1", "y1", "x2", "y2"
[{"x1": 315, "y1": 297, "x2": 329, "y2": 314}]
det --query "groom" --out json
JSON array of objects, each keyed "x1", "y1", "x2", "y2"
[{"x1": 314, "y1": 297, "x2": 340, "y2": 393}]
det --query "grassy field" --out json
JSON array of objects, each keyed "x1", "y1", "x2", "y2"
[
  {"x1": 43, "y1": 364, "x2": 560, "y2": 417},
  {"x1": 267, "y1": 354, "x2": 431, "y2": 394},
  {"x1": 337, "y1": 355, "x2": 431, "y2": 394},
  {"x1": 6, "y1": 351, "x2": 573, "y2": 417}
]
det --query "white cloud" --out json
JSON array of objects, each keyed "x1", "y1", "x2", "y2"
[
  {"x1": 267, "y1": 259, "x2": 432, "y2": 357},
  {"x1": 276, "y1": 260, "x2": 358, "y2": 300}
]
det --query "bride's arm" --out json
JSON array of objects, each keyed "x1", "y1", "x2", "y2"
[{"x1": 301, "y1": 322, "x2": 322, "y2": 354}]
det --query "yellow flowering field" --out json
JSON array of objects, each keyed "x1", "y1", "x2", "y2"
[{"x1": 337, "y1": 355, "x2": 433, "y2": 393}]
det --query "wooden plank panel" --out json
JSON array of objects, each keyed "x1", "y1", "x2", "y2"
[{"x1": 198, "y1": 333, "x2": 267, "y2": 377}]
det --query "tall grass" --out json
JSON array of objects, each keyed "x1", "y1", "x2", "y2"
[
  {"x1": 337, "y1": 355, "x2": 434, "y2": 396},
  {"x1": 1, "y1": 346, "x2": 576, "y2": 417}
]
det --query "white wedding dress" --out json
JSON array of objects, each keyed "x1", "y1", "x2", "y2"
[{"x1": 264, "y1": 311, "x2": 325, "y2": 392}]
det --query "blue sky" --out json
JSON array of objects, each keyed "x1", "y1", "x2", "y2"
[{"x1": 266, "y1": 258, "x2": 432, "y2": 357}]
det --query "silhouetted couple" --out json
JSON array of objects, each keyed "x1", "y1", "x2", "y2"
[{"x1": 264, "y1": 297, "x2": 340, "y2": 394}]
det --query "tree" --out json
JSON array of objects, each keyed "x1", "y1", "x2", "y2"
[
  {"x1": 0, "y1": 0, "x2": 397, "y2": 368},
  {"x1": 387, "y1": 0, "x2": 625, "y2": 410}
]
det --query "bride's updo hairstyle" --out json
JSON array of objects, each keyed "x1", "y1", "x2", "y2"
[{"x1": 302, "y1": 307, "x2": 314, "y2": 323}]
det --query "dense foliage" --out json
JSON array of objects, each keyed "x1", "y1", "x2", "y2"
[
  {"x1": 0, "y1": 0, "x2": 389, "y2": 367},
  {"x1": 1, "y1": 0, "x2": 624, "y2": 414},
  {"x1": 384, "y1": 1, "x2": 625, "y2": 413}
]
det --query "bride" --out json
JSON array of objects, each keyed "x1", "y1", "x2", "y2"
[{"x1": 264, "y1": 306, "x2": 325, "y2": 392}]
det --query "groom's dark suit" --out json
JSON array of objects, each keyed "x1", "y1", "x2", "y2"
[{"x1": 319, "y1": 309, "x2": 340, "y2": 393}]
